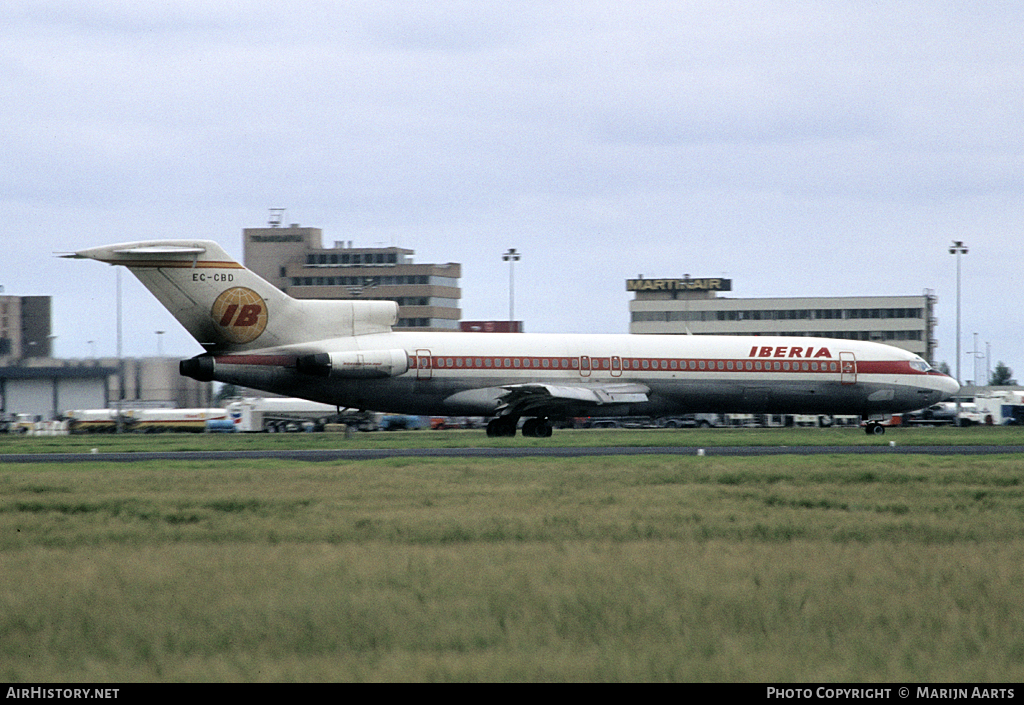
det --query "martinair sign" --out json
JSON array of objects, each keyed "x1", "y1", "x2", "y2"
[{"x1": 626, "y1": 278, "x2": 732, "y2": 292}]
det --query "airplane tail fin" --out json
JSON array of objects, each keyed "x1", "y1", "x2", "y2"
[{"x1": 67, "y1": 240, "x2": 398, "y2": 351}]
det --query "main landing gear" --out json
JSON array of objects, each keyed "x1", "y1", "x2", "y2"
[
  {"x1": 864, "y1": 421, "x2": 886, "y2": 436},
  {"x1": 522, "y1": 418, "x2": 553, "y2": 438},
  {"x1": 486, "y1": 417, "x2": 516, "y2": 437},
  {"x1": 486, "y1": 417, "x2": 553, "y2": 438}
]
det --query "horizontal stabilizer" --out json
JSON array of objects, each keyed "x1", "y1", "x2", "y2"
[
  {"x1": 111, "y1": 245, "x2": 207, "y2": 256},
  {"x1": 60, "y1": 244, "x2": 207, "y2": 259}
]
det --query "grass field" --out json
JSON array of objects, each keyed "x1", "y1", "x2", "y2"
[
  {"x1": 2, "y1": 429, "x2": 1024, "y2": 681},
  {"x1": 2, "y1": 423, "x2": 1024, "y2": 454}
]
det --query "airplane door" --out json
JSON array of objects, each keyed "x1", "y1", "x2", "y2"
[
  {"x1": 611, "y1": 356, "x2": 622, "y2": 378},
  {"x1": 416, "y1": 349, "x2": 432, "y2": 380},
  {"x1": 840, "y1": 352, "x2": 857, "y2": 385},
  {"x1": 579, "y1": 355, "x2": 591, "y2": 378}
]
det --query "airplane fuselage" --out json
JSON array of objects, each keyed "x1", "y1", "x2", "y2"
[{"x1": 192, "y1": 331, "x2": 955, "y2": 420}]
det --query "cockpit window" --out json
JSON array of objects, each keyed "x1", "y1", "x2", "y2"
[{"x1": 909, "y1": 360, "x2": 931, "y2": 372}]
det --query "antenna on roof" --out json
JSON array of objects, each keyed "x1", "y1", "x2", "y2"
[{"x1": 269, "y1": 208, "x2": 286, "y2": 228}]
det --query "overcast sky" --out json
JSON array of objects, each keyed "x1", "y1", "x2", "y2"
[{"x1": 4, "y1": 1, "x2": 1022, "y2": 383}]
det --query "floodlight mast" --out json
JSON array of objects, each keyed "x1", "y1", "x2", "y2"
[
  {"x1": 502, "y1": 248, "x2": 521, "y2": 325},
  {"x1": 949, "y1": 240, "x2": 968, "y2": 424}
]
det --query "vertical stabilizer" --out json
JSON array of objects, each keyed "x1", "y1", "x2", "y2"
[{"x1": 68, "y1": 240, "x2": 397, "y2": 350}]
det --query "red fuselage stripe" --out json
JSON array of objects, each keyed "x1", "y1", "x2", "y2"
[
  {"x1": 410, "y1": 355, "x2": 923, "y2": 376},
  {"x1": 209, "y1": 353, "x2": 933, "y2": 378}
]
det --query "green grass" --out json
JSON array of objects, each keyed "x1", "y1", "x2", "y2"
[
  {"x1": 3, "y1": 452, "x2": 1024, "y2": 681},
  {"x1": 2, "y1": 424, "x2": 1023, "y2": 455}
]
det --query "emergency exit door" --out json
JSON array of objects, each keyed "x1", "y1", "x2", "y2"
[
  {"x1": 416, "y1": 349, "x2": 432, "y2": 380},
  {"x1": 840, "y1": 352, "x2": 857, "y2": 385}
]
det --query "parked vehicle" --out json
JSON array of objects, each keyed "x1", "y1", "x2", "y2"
[
  {"x1": 65, "y1": 408, "x2": 228, "y2": 433},
  {"x1": 226, "y1": 397, "x2": 372, "y2": 432},
  {"x1": 378, "y1": 415, "x2": 425, "y2": 431},
  {"x1": 901, "y1": 402, "x2": 959, "y2": 425},
  {"x1": 969, "y1": 392, "x2": 1024, "y2": 425},
  {"x1": 1, "y1": 413, "x2": 42, "y2": 434},
  {"x1": 429, "y1": 416, "x2": 481, "y2": 430},
  {"x1": 657, "y1": 413, "x2": 723, "y2": 428}
]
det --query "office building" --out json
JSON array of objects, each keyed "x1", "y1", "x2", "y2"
[
  {"x1": 0, "y1": 295, "x2": 52, "y2": 362},
  {"x1": 628, "y1": 277, "x2": 938, "y2": 363},
  {"x1": 243, "y1": 222, "x2": 461, "y2": 331}
]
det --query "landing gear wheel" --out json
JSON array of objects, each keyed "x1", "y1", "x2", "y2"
[
  {"x1": 522, "y1": 418, "x2": 553, "y2": 438},
  {"x1": 865, "y1": 422, "x2": 886, "y2": 436},
  {"x1": 486, "y1": 417, "x2": 518, "y2": 437}
]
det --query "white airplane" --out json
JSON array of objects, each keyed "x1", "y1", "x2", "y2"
[{"x1": 68, "y1": 240, "x2": 959, "y2": 437}]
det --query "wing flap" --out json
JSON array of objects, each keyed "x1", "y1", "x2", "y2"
[{"x1": 495, "y1": 382, "x2": 649, "y2": 416}]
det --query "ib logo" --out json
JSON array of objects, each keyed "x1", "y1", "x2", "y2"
[{"x1": 210, "y1": 287, "x2": 268, "y2": 344}]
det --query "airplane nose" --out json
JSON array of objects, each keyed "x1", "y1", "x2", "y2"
[{"x1": 939, "y1": 374, "x2": 961, "y2": 400}]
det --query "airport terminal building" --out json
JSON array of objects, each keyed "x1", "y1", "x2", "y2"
[
  {"x1": 628, "y1": 277, "x2": 938, "y2": 364},
  {"x1": 1, "y1": 295, "x2": 52, "y2": 362},
  {"x1": 243, "y1": 222, "x2": 461, "y2": 331}
]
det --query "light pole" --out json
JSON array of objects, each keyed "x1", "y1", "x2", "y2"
[
  {"x1": 155, "y1": 330, "x2": 165, "y2": 357},
  {"x1": 986, "y1": 341, "x2": 991, "y2": 386},
  {"x1": 116, "y1": 268, "x2": 124, "y2": 434},
  {"x1": 967, "y1": 332, "x2": 983, "y2": 387},
  {"x1": 502, "y1": 248, "x2": 520, "y2": 327},
  {"x1": 949, "y1": 240, "x2": 968, "y2": 423}
]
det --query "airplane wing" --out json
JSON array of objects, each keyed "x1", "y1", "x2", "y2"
[{"x1": 494, "y1": 382, "x2": 650, "y2": 417}]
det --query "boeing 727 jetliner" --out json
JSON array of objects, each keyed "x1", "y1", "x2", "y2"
[{"x1": 68, "y1": 240, "x2": 959, "y2": 437}]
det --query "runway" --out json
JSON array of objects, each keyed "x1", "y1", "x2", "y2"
[{"x1": 3, "y1": 444, "x2": 1024, "y2": 464}]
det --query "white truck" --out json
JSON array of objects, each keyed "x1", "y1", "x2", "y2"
[
  {"x1": 225, "y1": 397, "x2": 374, "y2": 432},
  {"x1": 967, "y1": 391, "x2": 1024, "y2": 426}
]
